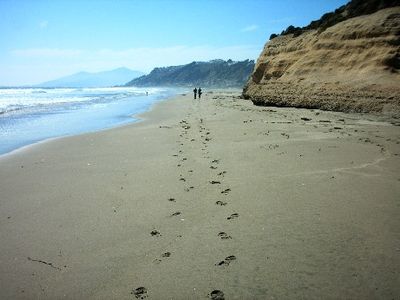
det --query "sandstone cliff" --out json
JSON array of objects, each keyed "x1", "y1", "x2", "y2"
[{"x1": 243, "y1": 6, "x2": 400, "y2": 116}]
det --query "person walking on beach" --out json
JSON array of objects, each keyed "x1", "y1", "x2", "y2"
[
  {"x1": 198, "y1": 87, "x2": 202, "y2": 99},
  {"x1": 193, "y1": 87, "x2": 197, "y2": 99}
]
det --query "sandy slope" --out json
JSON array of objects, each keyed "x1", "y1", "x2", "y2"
[
  {"x1": 0, "y1": 91, "x2": 399, "y2": 299},
  {"x1": 244, "y1": 7, "x2": 400, "y2": 116}
]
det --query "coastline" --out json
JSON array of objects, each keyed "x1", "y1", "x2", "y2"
[
  {"x1": 0, "y1": 92, "x2": 179, "y2": 160},
  {"x1": 0, "y1": 86, "x2": 177, "y2": 157},
  {"x1": 0, "y1": 91, "x2": 399, "y2": 299}
]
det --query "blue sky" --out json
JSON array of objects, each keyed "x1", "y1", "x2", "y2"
[{"x1": 0, "y1": 0, "x2": 348, "y2": 86}]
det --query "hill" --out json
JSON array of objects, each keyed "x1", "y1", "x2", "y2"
[
  {"x1": 37, "y1": 67, "x2": 144, "y2": 88},
  {"x1": 125, "y1": 59, "x2": 255, "y2": 88},
  {"x1": 243, "y1": 0, "x2": 400, "y2": 116}
]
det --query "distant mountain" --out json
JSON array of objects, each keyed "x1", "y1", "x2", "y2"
[
  {"x1": 125, "y1": 59, "x2": 255, "y2": 88},
  {"x1": 37, "y1": 67, "x2": 144, "y2": 88}
]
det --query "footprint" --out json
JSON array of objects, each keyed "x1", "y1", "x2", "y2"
[
  {"x1": 217, "y1": 171, "x2": 227, "y2": 176},
  {"x1": 215, "y1": 201, "x2": 227, "y2": 206},
  {"x1": 211, "y1": 159, "x2": 220, "y2": 164},
  {"x1": 227, "y1": 213, "x2": 239, "y2": 220},
  {"x1": 210, "y1": 181, "x2": 221, "y2": 184},
  {"x1": 216, "y1": 255, "x2": 236, "y2": 266},
  {"x1": 153, "y1": 258, "x2": 162, "y2": 264},
  {"x1": 221, "y1": 188, "x2": 231, "y2": 195},
  {"x1": 218, "y1": 232, "x2": 232, "y2": 239},
  {"x1": 150, "y1": 230, "x2": 161, "y2": 237},
  {"x1": 210, "y1": 166, "x2": 218, "y2": 170},
  {"x1": 221, "y1": 255, "x2": 236, "y2": 264},
  {"x1": 161, "y1": 252, "x2": 171, "y2": 258},
  {"x1": 170, "y1": 211, "x2": 181, "y2": 217},
  {"x1": 131, "y1": 287, "x2": 148, "y2": 299},
  {"x1": 179, "y1": 177, "x2": 186, "y2": 182},
  {"x1": 281, "y1": 133, "x2": 290, "y2": 139},
  {"x1": 168, "y1": 198, "x2": 176, "y2": 202},
  {"x1": 209, "y1": 290, "x2": 225, "y2": 300}
]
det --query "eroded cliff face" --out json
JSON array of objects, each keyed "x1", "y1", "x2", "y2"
[{"x1": 243, "y1": 7, "x2": 400, "y2": 116}]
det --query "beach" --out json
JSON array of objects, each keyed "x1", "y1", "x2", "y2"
[{"x1": 0, "y1": 90, "x2": 399, "y2": 299}]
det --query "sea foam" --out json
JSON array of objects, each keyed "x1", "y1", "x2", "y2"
[{"x1": 0, "y1": 87, "x2": 177, "y2": 155}]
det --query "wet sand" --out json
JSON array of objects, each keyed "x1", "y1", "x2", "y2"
[{"x1": 0, "y1": 91, "x2": 399, "y2": 299}]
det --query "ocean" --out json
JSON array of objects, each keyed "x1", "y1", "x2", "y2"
[{"x1": 0, "y1": 87, "x2": 178, "y2": 155}]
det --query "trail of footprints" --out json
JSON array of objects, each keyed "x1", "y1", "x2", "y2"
[
  {"x1": 133, "y1": 96, "x2": 400, "y2": 298},
  {"x1": 136, "y1": 107, "x2": 240, "y2": 299},
  {"x1": 195, "y1": 112, "x2": 239, "y2": 298}
]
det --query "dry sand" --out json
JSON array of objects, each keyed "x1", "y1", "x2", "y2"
[
  {"x1": 0, "y1": 91, "x2": 399, "y2": 299},
  {"x1": 243, "y1": 7, "x2": 400, "y2": 116}
]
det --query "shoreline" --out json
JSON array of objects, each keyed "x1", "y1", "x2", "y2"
[
  {"x1": 0, "y1": 93, "x2": 179, "y2": 160},
  {"x1": 0, "y1": 86, "x2": 179, "y2": 158},
  {"x1": 0, "y1": 90, "x2": 399, "y2": 299}
]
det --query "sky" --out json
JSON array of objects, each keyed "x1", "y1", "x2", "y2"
[{"x1": 0, "y1": 0, "x2": 349, "y2": 86}]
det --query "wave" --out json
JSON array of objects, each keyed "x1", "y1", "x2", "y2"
[
  {"x1": 0, "y1": 87, "x2": 178, "y2": 155},
  {"x1": 0, "y1": 87, "x2": 166, "y2": 117}
]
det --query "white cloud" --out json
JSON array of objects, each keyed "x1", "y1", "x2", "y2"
[
  {"x1": 11, "y1": 48, "x2": 83, "y2": 58},
  {"x1": 39, "y1": 20, "x2": 48, "y2": 29},
  {"x1": 240, "y1": 25, "x2": 259, "y2": 33},
  {"x1": 11, "y1": 45, "x2": 260, "y2": 69},
  {"x1": 91, "y1": 45, "x2": 260, "y2": 71}
]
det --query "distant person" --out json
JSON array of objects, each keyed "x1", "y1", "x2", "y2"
[
  {"x1": 146, "y1": 91, "x2": 148, "y2": 96},
  {"x1": 193, "y1": 87, "x2": 197, "y2": 99},
  {"x1": 198, "y1": 87, "x2": 202, "y2": 99}
]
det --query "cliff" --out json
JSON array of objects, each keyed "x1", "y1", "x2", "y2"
[
  {"x1": 243, "y1": 3, "x2": 400, "y2": 116},
  {"x1": 125, "y1": 59, "x2": 255, "y2": 88}
]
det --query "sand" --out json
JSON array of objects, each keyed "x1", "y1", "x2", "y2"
[
  {"x1": 243, "y1": 7, "x2": 400, "y2": 116},
  {"x1": 0, "y1": 90, "x2": 399, "y2": 299}
]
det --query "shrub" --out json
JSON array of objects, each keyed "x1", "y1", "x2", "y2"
[{"x1": 269, "y1": 33, "x2": 278, "y2": 40}]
